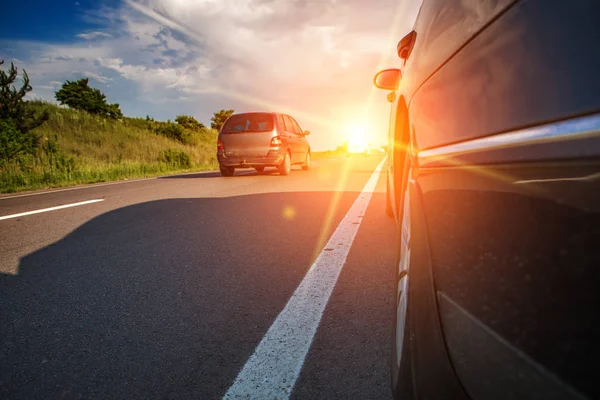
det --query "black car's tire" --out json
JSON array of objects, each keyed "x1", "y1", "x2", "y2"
[
  {"x1": 255, "y1": 166, "x2": 265, "y2": 172},
  {"x1": 391, "y1": 186, "x2": 415, "y2": 400},
  {"x1": 392, "y1": 288, "x2": 414, "y2": 400},
  {"x1": 220, "y1": 167, "x2": 235, "y2": 177},
  {"x1": 278, "y1": 151, "x2": 291, "y2": 176},
  {"x1": 301, "y1": 152, "x2": 311, "y2": 170},
  {"x1": 386, "y1": 180, "x2": 394, "y2": 218}
]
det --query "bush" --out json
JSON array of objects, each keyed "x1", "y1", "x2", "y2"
[
  {"x1": 0, "y1": 118, "x2": 37, "y2": 162},
  {"x1": 159, "y1": 149, "x2": 191, "y2": 168},
  {"x1": 155, "y1": 122, "x2": 188, "y2": 144},
  {"x1": 175, "y1": 115, "x2": 205, "y2": 131}
]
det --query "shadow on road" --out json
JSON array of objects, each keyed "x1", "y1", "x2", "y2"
[
  {"x1": 160, "y1": 168, "x2": 303, "y2": 180},
  {"x1": 161, "y1": 171, "x2": 225, "y2": 179},
  {"x1": 0, "y1": 191, "x2": 393, "y2": 399}
]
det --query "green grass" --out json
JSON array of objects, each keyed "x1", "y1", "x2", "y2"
[
  {"x1": 0, "y1": 101, "x2": 219, "y2": 193},
  {"x1": 312, "y1": 150, "x2": 344, "y2": 159}
]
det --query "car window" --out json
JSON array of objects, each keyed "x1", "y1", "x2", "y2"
[
  {"x1": 277, "y1": 114, "x2": 285, "y2": 131},
  {"x1": 221, "y1": 113, "x2": 274, "y2": 133},
  {"x1": 290, "y1": 118, "x2": 303, "y2": 135},
  {"x1": 283, "y1": 115, "x2": 295, "y2": 134}
]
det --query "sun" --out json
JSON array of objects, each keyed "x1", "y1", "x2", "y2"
[
  {"x1": 346, "y1": 122, "x2": 368, "y2": 147},
  {"x1": 349, "y1": 125, "x2": 366, "y2": 146}
]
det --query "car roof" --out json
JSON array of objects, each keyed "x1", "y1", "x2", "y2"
[
  {"x1": 231, "y1": 112, "x2": 296, "y2": 118},
  {"x1": 232, "y1": 111, "x2": 277, "y2": 116}
]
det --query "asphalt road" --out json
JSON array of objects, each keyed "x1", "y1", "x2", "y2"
[{"x1": 0, "y1": 154, "x2": 398, "y2": 400}]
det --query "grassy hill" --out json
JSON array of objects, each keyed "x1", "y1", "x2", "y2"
[{"x1": 0, "y1": 101, "x2": 218, "y2": 193}]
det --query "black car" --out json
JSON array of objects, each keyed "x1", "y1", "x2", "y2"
[{"x1": 374, "y1": 0, "x2": 600, "y2": 399}]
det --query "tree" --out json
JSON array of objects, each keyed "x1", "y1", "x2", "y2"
[
  {"x1": 0, "y1": 60, "x2": 49, "y2": 159},
  {"x1": 210, "y1": 109, "x2": 234, "y2": 131},
  {"x1": 55, "y1": 78, "x2": 122, "y2": 118},
  {"x1": 175, "y1": 114, "x2": 205, "y2": 131}
]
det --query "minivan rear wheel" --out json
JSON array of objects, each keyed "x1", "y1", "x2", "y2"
[
  {"x1": 220, "y1": 166, "x2": 235, "y2": 177},
  {"x1": 278, "y1": 152, "x2": 291, "y2": 176}
]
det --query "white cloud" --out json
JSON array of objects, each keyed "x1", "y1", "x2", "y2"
[
  {"x1": 76, "y1": 31, "x2": 113, "y2": 40},
  {"x1": 84, "y1": 71, "x2": 112, "y2": 83}
]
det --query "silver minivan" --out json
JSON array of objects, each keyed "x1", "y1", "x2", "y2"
[{"x1": 216, "y1": 112, "x2": 311, "y2": 176}]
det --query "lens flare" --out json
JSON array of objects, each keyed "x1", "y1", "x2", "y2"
[{"x1": 282, "y1": 205, "x2": 297, "y2": 220}]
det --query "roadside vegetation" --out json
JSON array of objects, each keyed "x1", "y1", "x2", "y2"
[
  {"x1": 312, "y1": 142, "x2": 352, "y2": 158},
  {"x1": 0, "y1": 60, "x2": 231, "y2": 193},
  {"x1": 311, "y1": 150, "x2": 344, "y2": 159}
]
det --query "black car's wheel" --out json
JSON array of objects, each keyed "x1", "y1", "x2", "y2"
[
  {"x1": 386, "y1": 180, "x2": 394, "y2": 218},
  {"x1": 255, "y1": 166, "x2": 265, "y2": 172},
  {"x1": 301, "y1": 152, "x2": 311, "y2": 170},
  {"x1": 220, "y1": 166, "x2": 235, "y2": 177},
  {"x1": 278, "y1": 151, "x2": 291, "y2": 176},
  {"x1": 392, "y1": 184, "x2": 414, "y2": 399}
]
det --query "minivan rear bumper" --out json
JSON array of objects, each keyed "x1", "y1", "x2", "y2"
[{"x1": 217, "y1": 149, "x2": 285, "y2": 168}]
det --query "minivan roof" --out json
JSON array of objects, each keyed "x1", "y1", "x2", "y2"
[
  {"x1": 230, "y1": 111, "x2": 298, "y2": 117},
  {"x1": 232, "y1": 111, "x2": 277, "y2": 115}
]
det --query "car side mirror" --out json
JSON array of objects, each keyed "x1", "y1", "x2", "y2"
[
  {"x1": 303, "y1": 130, "x2": 310, "y2": 136},
  {"x1": 373, "y1": 68, "x2": 401, "y2": 91}
]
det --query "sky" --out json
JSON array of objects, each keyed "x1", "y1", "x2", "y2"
[{"x1": 1, "y1": 0, "x2": 421, "y2": 151}]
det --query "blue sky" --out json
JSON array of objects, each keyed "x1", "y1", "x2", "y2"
[
  {"x1": 1, "y1": 0, "x2": 421, "y2": 150},
  {"x1": 2, "y1": 1, "x2": 94, "y2": 41}
]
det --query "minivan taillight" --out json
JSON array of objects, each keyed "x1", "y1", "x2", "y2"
[
  {"x1": 270, "y1": 136, "x2": 283, "y2": 147},
  {"x1": 217, "y1": 139, "x2": 224, "y2": 151}
]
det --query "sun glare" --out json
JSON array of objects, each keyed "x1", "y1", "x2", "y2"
[
  {"x1": 349, "y1": 126, "x2": 367, "y2": 147},
  {"x1": 343, "y1": 120, "x2": 368, "y2": 145}
]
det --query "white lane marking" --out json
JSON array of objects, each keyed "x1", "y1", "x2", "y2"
[
  {"x1": 223, "y1": 157, "x2": 386, "y2": 400},
  {"x1": 0, "y1": 199, "x2": 105, "y2": 221}
]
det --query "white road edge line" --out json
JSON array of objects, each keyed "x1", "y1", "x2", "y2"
[
  {"x1": 0, "y1": 199, "x2": 105, "y2": 221},
  {"x1": 0, "y1": 169, "x2": 226, "y2": 200},
  {"x1": 223, "y1": 157, "x2": 387, "y2": 400},
  {"x1": 0, "y1": 178, "x2": 158, "y2": 200}
]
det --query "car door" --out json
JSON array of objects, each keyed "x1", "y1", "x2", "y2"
[
  {"x1": 408, "y1": 1, "x2": 600, "y2": 399},
  {"x1": 290, "y1": 117, "x2": 309, "y2": 161},
  {"x1": 282, "y1": 115, "x2": 300, "y2": 163}
]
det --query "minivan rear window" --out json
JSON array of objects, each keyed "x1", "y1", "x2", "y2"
[{"x1": 221, "y1": 113, "x2": 275, "y2": 133}]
